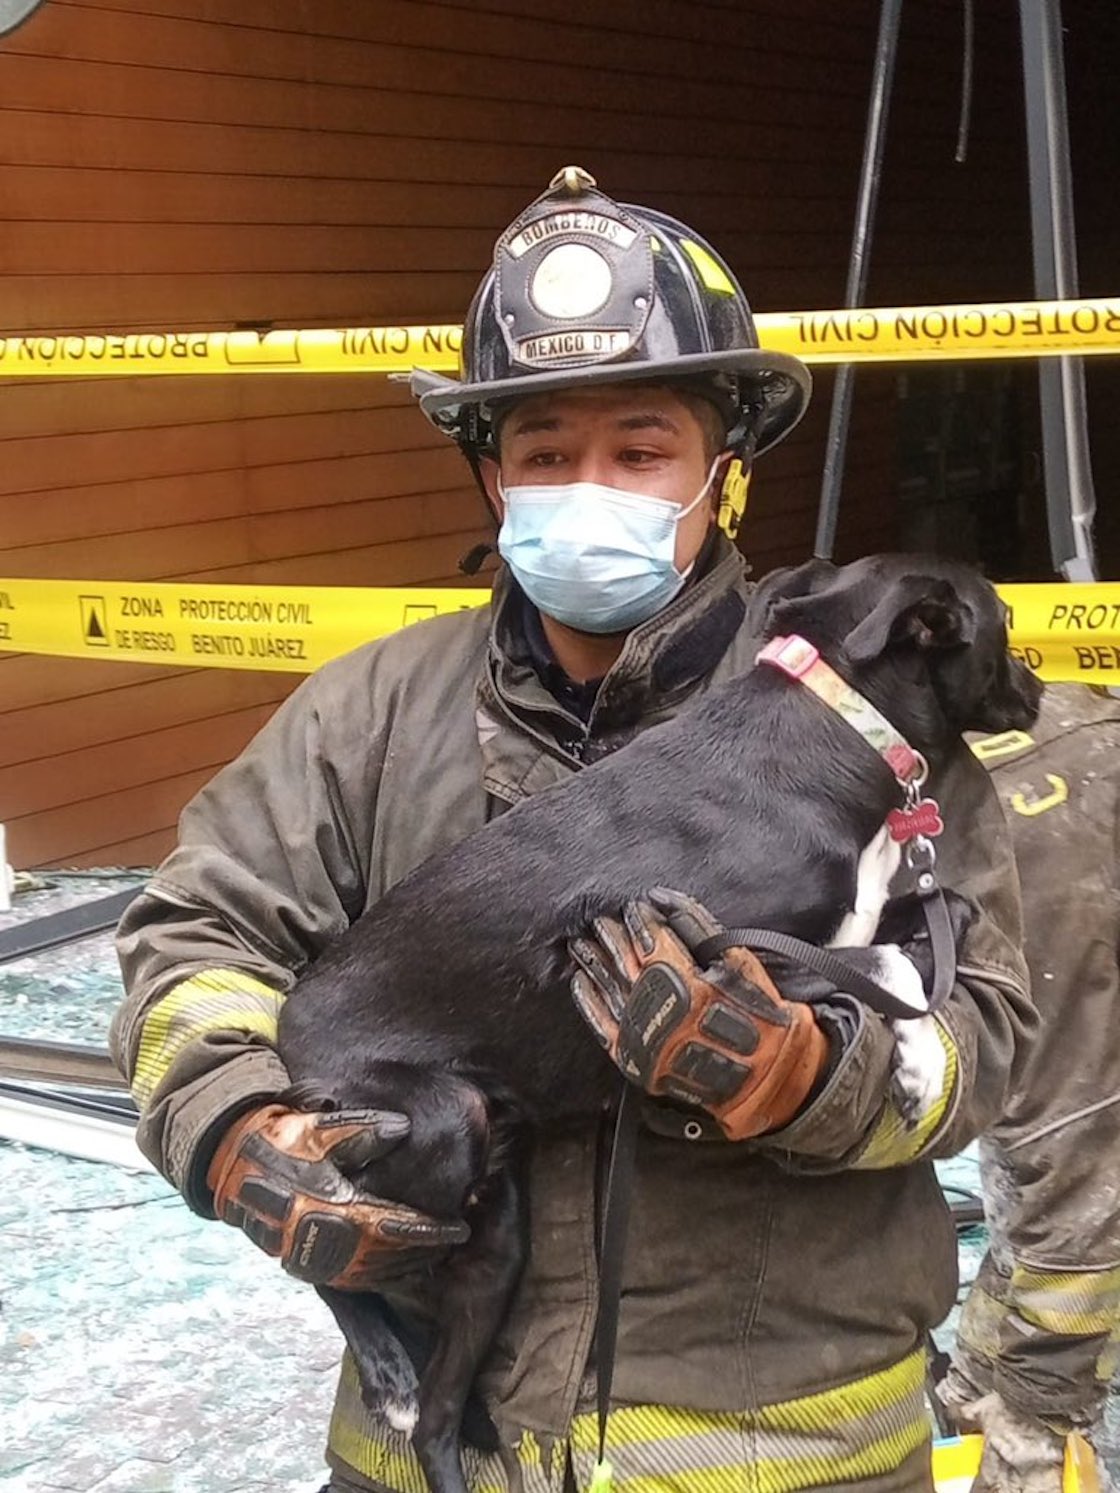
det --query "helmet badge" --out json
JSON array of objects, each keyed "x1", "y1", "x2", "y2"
[
  {"x1": 495, "y1": 170, "x2": 655, "y2": 372},
  {"x1": 530, "y1": 243, "x2": 613, "y2": 320}
]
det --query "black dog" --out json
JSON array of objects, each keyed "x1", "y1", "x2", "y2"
[{"x1": 277, "y1": 554, "x2": 1042, "y2": 1493}]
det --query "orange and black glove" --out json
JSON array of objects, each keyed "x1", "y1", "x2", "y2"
[
  {"x1": 570, "y1": 888, "x2": 830, "y2": 1140},
  {"x1": 206, "y1": 1103, "x2": 468, "y2": 1289}
]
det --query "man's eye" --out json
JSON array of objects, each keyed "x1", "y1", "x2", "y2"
[{"x1": 528, "y1": 450, "x2": 564, "y2": 467}]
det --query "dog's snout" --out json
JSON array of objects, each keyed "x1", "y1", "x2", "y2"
[
  {"x1": 1012, "y1": 659, "x2": 1045, "y2": 722},
  {"x1": 993, "y1": 657, "x2": 1045, "y2": 731}
]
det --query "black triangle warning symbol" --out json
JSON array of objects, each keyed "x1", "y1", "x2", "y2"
[{"x1": 80, "y1": 594, "x2": 110, "y2": 647}]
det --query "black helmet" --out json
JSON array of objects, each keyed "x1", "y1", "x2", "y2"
[{"x1": 411, "y1": 167, "x2": 811, "y2": 461}]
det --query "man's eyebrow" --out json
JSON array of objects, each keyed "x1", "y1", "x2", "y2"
[
  {"x1": 504, "y1": 410, "x2": 682, "y2": 438},
  {"x1": 506, "y1": 415, "x2": 562, "y2": 438},
  {"x1": 615, "y1": 413, "x2": 681, "y2": 435}
]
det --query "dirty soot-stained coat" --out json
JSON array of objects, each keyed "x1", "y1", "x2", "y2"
[
  {"x1": 112, "y1": 539, "x2": 1032, "y2": 1487},
  {"x1": 957, "y1": 684, "x2": 1120, "y2": 1428}
]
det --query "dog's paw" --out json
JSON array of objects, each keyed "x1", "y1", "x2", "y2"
[
  {"x1": 350, "y1": 1323, "x2": 420, "y2": 1435},
  {"x1": 360, "y1": 1373, "x2": 420, "y2": 1436},
  {"x1": 867, "y1": 944, "x2": 929, "y2": 1015},
  {"x1": 889, "y1": 1014, "x2": 946, "y2": 1127},
  {"x1": 383, "y1": 1396, "x2": 420, "y2": 1436}
]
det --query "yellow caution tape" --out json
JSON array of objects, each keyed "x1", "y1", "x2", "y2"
[
  {"x1": 0, "y1": 325, "x2": 464, "y2": 377},
  {"x1": 773, "y1": 296, "x2": 1120, "y2": 365},
  {"x1": 3, "y1": 297, "x2": 1120, "y2": 378},
  {"x1": 1, "y1": 577, "x2": 1119, "y2": 683},
  {"x1": 0, "y1": 578, "x2": 487, "y2": 673},
  {"x1": 1001, "y1": 583, "x2": 1120, "y2": 685}
]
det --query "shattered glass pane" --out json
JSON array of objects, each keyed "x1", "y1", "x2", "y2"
[
  {"x1": 2, "y1": 874, "x2": 341, "y2": 1492},
  {"x1": 0, "y1": 872, "x2": 145, "y2": 1045}
]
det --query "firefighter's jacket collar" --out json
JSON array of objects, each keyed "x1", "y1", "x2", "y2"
[{"x1": 478, "y1": 536, "x2": 749, "y2": 804}]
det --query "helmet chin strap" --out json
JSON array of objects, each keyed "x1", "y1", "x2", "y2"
[
  {"x1": 455, "y1": 442, "x2": 501, "y2": 575},
  {"x1": 460, "y1": 439, "x2": 495, "y2": 508},
  {"x1": 457, "y1": 542, "x2": 495, "y2": 577}
]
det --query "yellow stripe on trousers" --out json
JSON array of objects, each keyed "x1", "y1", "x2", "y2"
[
  {"x1": 329, "y1": 1350, "x2": 930, "y2": 1493},
  {"x1": 1011, "y1": 1265, "x2": 1120, "y2": 1337}
]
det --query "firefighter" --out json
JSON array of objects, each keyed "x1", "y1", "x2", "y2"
[
  {"x1": 110, "y1": 168, "x2": 1033, "y2": 1493},
  {"x1": 939, "y1": 682, "x2": 1120, "y2": 1492}
]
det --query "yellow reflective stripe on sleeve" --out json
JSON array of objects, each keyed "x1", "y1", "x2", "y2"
[
  {"x1": 854, "y1": 1018, "x2": 958, "y2": 1169},
  {"x1": 329, "y1": 1351, "x2": 930, "y2": 1493},
  {"x1": 132, "y1": 968, "x2": 284, "y2": 1108},
  {"x1": 1010, "y1": 1264, "x2": 1120, "y2": 1337}
]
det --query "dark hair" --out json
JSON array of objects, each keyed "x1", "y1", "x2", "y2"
[{"x1": 672, "y1": 387, "x2": 731, "y2": 465}]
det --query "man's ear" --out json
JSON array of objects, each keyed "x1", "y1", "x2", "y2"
[
  {"x1": 844, "y1": 576, "x2": 977, "y2": 663},
  {"x1": 479, "y1": 455, "x2": 503, "y2": 523}
]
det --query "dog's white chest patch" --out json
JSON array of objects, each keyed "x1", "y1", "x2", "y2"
[{"x1": 829, "y1": 822, "x2": 901, "y2": 949}]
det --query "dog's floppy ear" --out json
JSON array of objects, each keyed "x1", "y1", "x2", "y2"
[
  {"x1": 748, "y1": 557, "x2": 837, "y2": 634},
  {"x1": 843, "y1": 575, "x2": 977, "y2": 663}
]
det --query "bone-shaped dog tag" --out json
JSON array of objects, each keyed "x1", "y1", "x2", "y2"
[{"x1": 886, "y1": 798, "x2": 944, "y2": 843}]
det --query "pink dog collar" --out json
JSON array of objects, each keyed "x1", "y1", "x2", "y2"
[{"x1": 756, "y1": 634, "x2": 943, "y2": 845}]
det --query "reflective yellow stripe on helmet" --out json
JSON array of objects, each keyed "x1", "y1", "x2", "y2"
[{"x1": 132, "y1": 968, "x2": 284, "y2": 1107}]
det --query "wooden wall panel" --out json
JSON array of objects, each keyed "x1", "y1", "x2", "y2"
[{"x1": 0, "y1": 0, "x2": 1051, "y2": 868}]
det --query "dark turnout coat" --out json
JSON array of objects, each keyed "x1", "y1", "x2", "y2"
[{"x1": 112, "y1": 539, "x2": 1033, "y2": 1493}]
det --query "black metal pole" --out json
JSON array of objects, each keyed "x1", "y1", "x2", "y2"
[
  {"x1": 813, "y1": 0, "x2": 904, "y2": 561},
  {"x1": 1019, "y1": 0, "x2": 1099, "y2": 580}
]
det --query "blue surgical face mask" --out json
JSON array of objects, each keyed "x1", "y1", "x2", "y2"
[{"x1": 497, "y1": 458, "x2": 721, "y2": 634}]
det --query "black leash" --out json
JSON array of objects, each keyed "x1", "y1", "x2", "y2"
[
  {"x1": 900, "y1": 828, "x2": 957, "y2": 1013},
  {"x1": 695, "y1": 927, "x2": 922, "y2": 1020},
  {"x1": 590, "y1": 1082, "x2": 641, "y2": 1493},
  {"x1": 693, "y1": 880, "x2": 956, "y2": 1024},
  {"x1": 913, "y1": 865, "x2": 957, "y2": 1013}
]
